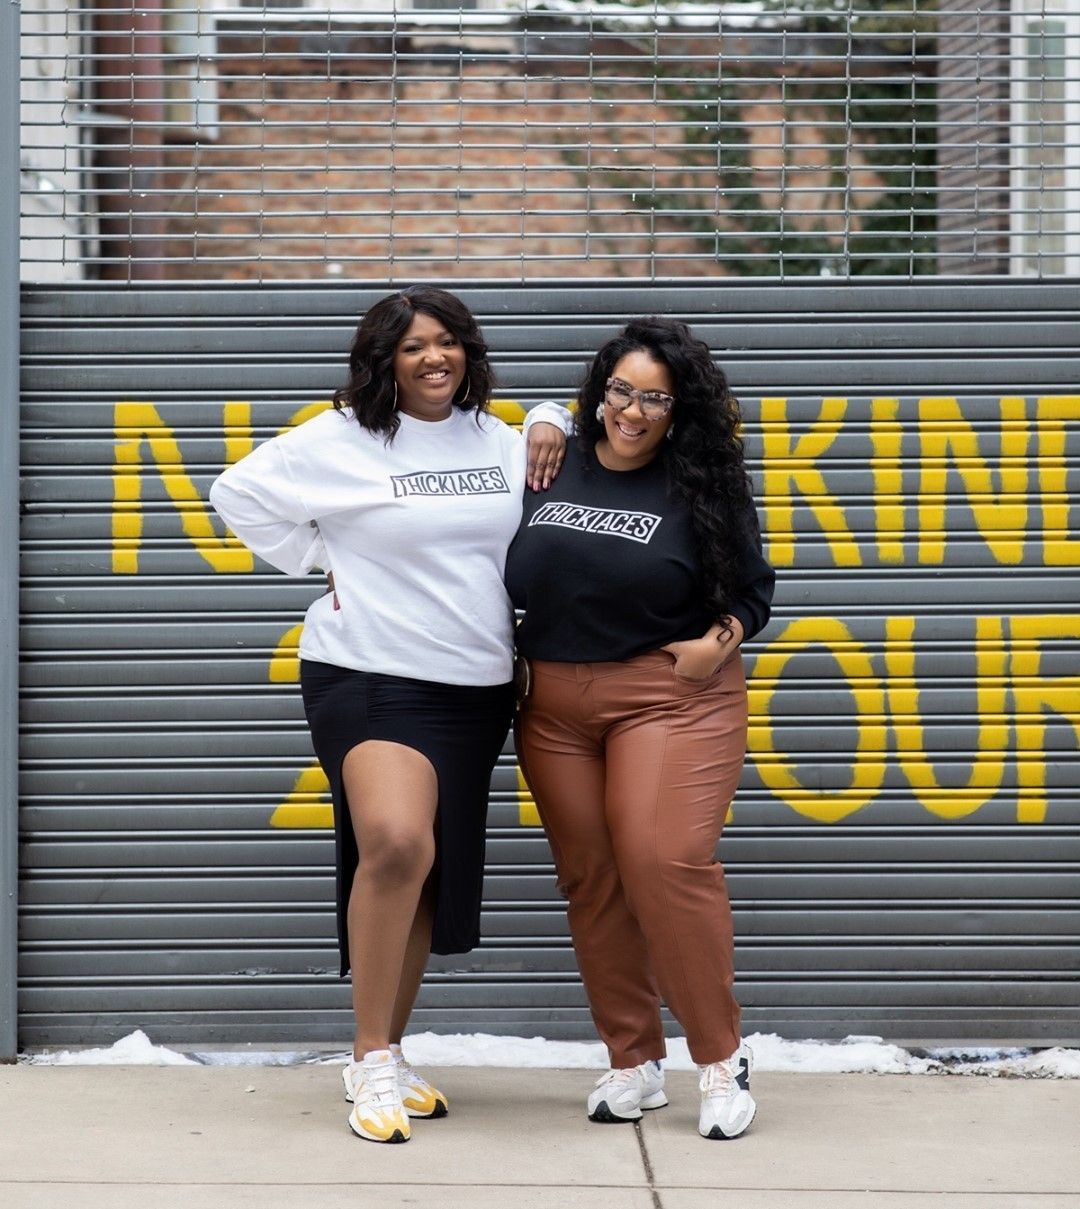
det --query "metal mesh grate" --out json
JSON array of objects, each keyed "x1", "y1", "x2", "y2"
[{"x1": 17, "y1": 1, "x2": 1080, "y2": 282}]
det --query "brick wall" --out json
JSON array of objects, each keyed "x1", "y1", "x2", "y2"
[
  {"x1": 160, "y1": 41, "x2": 888, "y2": 279},
  {"x1": 935, "y1": 0, "x2": 1012, "y2": 274}
]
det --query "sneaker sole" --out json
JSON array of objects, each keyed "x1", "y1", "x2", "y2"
[
  {"x1": 589, "y1": 1100, "x2": 638, "y2": 1123},
  {"x1": 589, "y1": 1091, "x2": 668, "y2": 1123}
]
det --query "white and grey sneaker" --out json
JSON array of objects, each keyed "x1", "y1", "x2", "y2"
[
  {"x1": 698, "y1": 1043, "x2": 756, "y2": 1139},
  {"x1": 587, "y1": 1060, "x2": 668, "y2": 1123}
]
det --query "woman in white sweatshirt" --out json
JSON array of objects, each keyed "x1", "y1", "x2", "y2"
[{"x1": 209, "y1": 286, "x2": 567, "y2": 1143}]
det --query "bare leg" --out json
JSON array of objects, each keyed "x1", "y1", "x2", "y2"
[
  {"x1": 343, "y1": 740, "x2": 438, "y2": 1060},
  {"x1": 389, "y1": 877, "x2": 436, "y2": 1046}
]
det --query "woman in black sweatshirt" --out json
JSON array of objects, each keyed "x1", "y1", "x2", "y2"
[{"x1": 506, "y1": 316, "x2": 774, "y2": 1141}]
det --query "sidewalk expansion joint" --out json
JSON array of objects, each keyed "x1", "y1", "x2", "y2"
[{"x1": 633, "y1": 1119, "x2": 663, "y2": 1209}]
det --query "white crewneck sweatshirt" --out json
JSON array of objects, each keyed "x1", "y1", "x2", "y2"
[{"x1": 209, "y1": 403, "x2": 567, "y2": 686}]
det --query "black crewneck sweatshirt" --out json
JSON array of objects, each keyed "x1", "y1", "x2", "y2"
[{"x1": 505, "y1": 442, "x2": 774, "y2": 662}]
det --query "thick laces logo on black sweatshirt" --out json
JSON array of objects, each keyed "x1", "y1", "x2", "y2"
[{"x1": 529, "y1": 501, "x2": 662, "y2": 544}]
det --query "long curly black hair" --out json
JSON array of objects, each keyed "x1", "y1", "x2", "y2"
[
  {"x1": 575, "y1": 316, "x2": 757, "y2": 625},
  {"x1": 333, "y1": 285, "x2": 494, "y2": 441}
]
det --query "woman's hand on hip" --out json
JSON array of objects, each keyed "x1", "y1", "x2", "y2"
[
  {"x1": 526, "y1": 422, "x2": 567, "y2": 492},
  {"x1": 662, "y1": 617, "x2": 744, "y2": 680}
]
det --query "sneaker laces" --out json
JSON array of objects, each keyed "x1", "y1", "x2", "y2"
[
  {"x1": 594, "y1": 1066, "x2": 641, "y2": 1093},
  {"x1": 699, "y1": 1057, "x2": 737, "y2": 1098},
  {"x1": 394, "y1": 1053, "x2": 424, "y2": 1085},
  {"x1": 360, "y1": 1059, "x2": 401, "y2": 1110}
]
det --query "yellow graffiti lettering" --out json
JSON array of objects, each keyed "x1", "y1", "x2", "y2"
[
  {"x1": 870, "y1": 397, "x2": 904, "y2": 564},
  {"x1": 1037, "y1": 396, "x2": 1080, "y2": 566},
  {"x1": 280, "y1": 400, "x2": 331, "y2": 433},
  {"x1": 1009, "y1": 614, "x2": 1080, "y2": 824},
  {"x1": 493, "y1": 400, "x2": 528, "y2": 427},
  {"x1": 884, "y1": 615, "x2": 1008, "y2": 818},
  {"x1": 269, "y1": 762, "x2": 333, "y2": 829},
  {"x1": 518, "y1": 766, "x2": 541, "y2": 827},
  {"x1": 268, "y1": 623, "x2": 303, "y2": 683},
  {"x1": 223, "y1": 402, "x2": 255, "y2": 466},
  {"x1": 760, "y1": 397, "x2": 862, "y2": 568},
  {"x1": 266, "y1": 622, "x2": 334, "y2": 827},
  {"x1": 748, "y1": 617, "x2": 886, "y2": 821},
  {"x1": 917, "y1": 396, "x2": 1029, "y2": 565},
  {"x1": 112, "y1": 401, "x2": 254, "y2": 574}
]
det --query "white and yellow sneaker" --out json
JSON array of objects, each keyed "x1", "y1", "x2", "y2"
[
  {"x1": 342, "y1": 1046, "x2": 448, "y2": 1121},
  {"x1": 343, "y1": 1050, "x2": 410, "y2": 1143},
  {"x1": 389, "y1": 1043, "x2": 449, "y2": 1118}
]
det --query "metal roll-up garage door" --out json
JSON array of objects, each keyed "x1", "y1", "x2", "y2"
[{"x1": 18, "y1": 279, "x2": 1080, "y2": 1047}]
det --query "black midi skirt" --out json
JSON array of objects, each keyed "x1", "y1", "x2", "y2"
[{"x1": 300, "y1": 659, "x2": 515, "y2": 977}]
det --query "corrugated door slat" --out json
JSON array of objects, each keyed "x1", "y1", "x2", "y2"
[{"x1": 18, "y1": 280, "x2": 1080, "y2": 1046}]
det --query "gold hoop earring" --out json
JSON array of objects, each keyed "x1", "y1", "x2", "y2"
[
  {"x1": 392, "y1": 380, "x2": 398, "y2": 409},
  {"x1": 455, "y1": 376, "x2": 473, "y2": 405}
]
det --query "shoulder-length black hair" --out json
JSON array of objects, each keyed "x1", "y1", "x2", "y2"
[
  {"x1": 333, "y1": 285, "x2": 495, "y2": 440},
  {"x1": 575, "y1": 315, "x2": 756, "y2": 625}
]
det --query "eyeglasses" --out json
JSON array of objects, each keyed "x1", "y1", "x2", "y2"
[{"x1": 604, "y1": 378, "x2": 675, "y2": 422}]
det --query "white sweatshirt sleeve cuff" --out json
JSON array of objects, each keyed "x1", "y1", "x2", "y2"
[{"x1": 522, "y1": 401, "x2": 574, "y2": 436}]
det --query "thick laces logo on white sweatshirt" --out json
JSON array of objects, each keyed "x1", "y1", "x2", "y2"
[{"x1": 391, "y1": 466, "x2": 510, "y2": 499}]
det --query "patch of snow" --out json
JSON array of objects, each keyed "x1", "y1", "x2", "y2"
[
  {"x1": 743, "y1": 1033, "x2": 941, "y2": 1075},
  {"x1": 1021, "y1": 1048, "x2": 1080, "y2": 1079},
  {"x1": 388, "y1": 1031, "x2": 612, "y2": 1070},
  {"x1": 391, "y1": 1031, "x2": 940, "y2": 1075},
  {"x1": 925, "y1": 1045, "x2": 1030, "y2": 1061},
  {"x1": 391, "y1": 1032, "x2": 1080, "y2": 1078},
  {"x1": 23, "y1": 1029, "x2": 1080, "y2": 1079},
  {"x1": 26, "y1": 1029, "x2": 196, "y2": 1067},
  {"x1": 941, "y1": 1046, "x2": 1080, "y2": 1080}
]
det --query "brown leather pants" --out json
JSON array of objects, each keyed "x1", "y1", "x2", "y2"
[{"x1": 516, "y1": 649, "x2": 747, "y2": 1068}]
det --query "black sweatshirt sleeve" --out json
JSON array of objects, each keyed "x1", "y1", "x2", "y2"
[{"x1": 724, "y1": 499, "x2": 775, "y2": 643}]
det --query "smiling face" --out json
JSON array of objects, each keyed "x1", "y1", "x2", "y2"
[
  {"x1": 392, "y1": 311, "x2": 467, "y2": 421},
  {"x1": 597, "y1": 349, "x2": 675, "y2": 471}
]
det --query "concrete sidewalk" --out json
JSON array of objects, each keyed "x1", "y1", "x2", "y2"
[{"x1": 1, "y1": 1064, "x2": 1078, "y2": 1209}]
